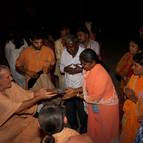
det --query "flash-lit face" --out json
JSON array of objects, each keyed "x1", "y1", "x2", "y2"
[
  {"x1": 77, "y1": 32, "x2": 88, "y2": 43},
  {"x1": 129, "y1": 41, "x2": 139, "y2": 55},
  {"x1": 80, "y1": 60, "x2": 95, "y2": 71},
  {"x1": 32, "y1": 39, "x2": 43, "y2": 50},
  {"x1": 60, "y1": 28, "x2": 70, "y2": 37},
  {"x1": 132, "y1": 61, "x2": 143, "y2": 75},
  {"x1": 0, "y1": 69, "x2": 13, "y2": 91},
  {"x1": 66, "y1": 41, "x2": 76, "y2": 56}
]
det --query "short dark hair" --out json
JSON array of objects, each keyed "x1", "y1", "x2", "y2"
[{"x1": 30, "y1": 31, "x2": 44, "y2": 41}]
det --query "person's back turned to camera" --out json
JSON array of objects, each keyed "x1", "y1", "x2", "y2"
[{"x1": 38, "y1": 102, "x2": 79, "y2": 143}]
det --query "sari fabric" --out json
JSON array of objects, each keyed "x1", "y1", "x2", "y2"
[
  {"x1": 84, "y1": 64, "x2": 119, "y2": 143},
  {"x1": 120, "y1": 75, "x2": 143, "y2": 143},
  {"x1": 116, "y1": 52, "x2": 133, "y2": 78}
]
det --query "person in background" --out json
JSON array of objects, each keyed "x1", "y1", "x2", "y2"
[
  {"x1": 0, "y1": 65, "x2": 56, "y2": 143},
  {"x1": 5, "y1": 33, "x2": 28, "y2": 88},
  {"x1": 43, "y1": 34, "x2": 55, "y2": 50},
  {"x1": 54, "y1": 26, "x2": 71, "y2": 90},
  {"x1": 77, "y1": 26, "x2": 100, "y2": 57},
  {"x1": 116, "y1": 36, "x2": 142, "y2": 96},
  {"x1": 116, "y1": 36, "x2": 143, "y2": 124},
  {"x1": 84, "y1": 21, "x2": 96, "y2": 41},
  {"x1": 120, "y1": 51, "x2": 143, "y2": 143}
]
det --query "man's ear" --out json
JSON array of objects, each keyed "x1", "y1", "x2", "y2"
[
  {"x1": 64, "y1": 116, "x2": 68, "y2": 124},
  {"x1": 37, "y1": 121, "x2": 40, "y2": 128}
]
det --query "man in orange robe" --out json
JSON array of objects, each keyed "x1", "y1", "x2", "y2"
[
  {"x1": 16, "y1": 33, "x2": 55, "y2": 90},
  {"x1": 0, "y1": 65, "x2": 56, "y2": 143}
]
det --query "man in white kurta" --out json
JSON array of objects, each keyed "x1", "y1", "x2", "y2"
[
  {"x1": 60, "y1": 36, "x2": 87, "y2": 133},
  {"x1": 77, "y1": 26, "x2": 100, "y2": 56}
]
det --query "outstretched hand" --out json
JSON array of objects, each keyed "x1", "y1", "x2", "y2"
[
  {"x1": 34, "y1": 88, "x2": 57, "y2": 100},
  {"x1": 62, "y1": 88, "x2": 77, "y2": 100}
]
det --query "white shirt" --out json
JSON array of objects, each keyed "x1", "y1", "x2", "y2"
[
  {"x1": 80, "y1": 40, "x2": 100, "y2": 56},
  {"x1": 60, "y1": 46, "x2": 85, "y2": 88},
  {"x1": 5, "y1": 41, "x2": 15, "y2": 64},
  {"x1": 5, "y1": 40, "x2": 28, "y2": 88}
]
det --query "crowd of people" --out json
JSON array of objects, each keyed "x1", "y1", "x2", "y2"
[{"x1": 0, "y1": 21, "x2": 143, "y2": 143}]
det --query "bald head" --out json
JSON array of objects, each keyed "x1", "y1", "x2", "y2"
[{"x1": 0, "y1": 65, "x2": 12, "y2": 91}]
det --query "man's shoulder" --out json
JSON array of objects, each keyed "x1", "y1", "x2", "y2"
[
  {"x1": 62, "y1": 48, "x2": 68, "y2": 55},
  {"x1": 78, "y1": 46, "x2": 85, "y2": 52},
  {"x1": 42, "y1": 46, "x2": 55, "y2": 55},
  {"x1": 11, "y1": 82, "x2": 22, "y2": 90},
  {"x1": 4, "y1": 82, "x2": 21, "y2": 94},
  {"x1": 90, "y1": 40, "x2": 99, "y2": 46},
  {"x1": 42, "y1": 45, "x2": 53, "y2": 51}
]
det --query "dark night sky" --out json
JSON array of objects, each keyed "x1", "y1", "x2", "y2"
[
  {"x1": 0, "y1": 0, "x2": 142, "y2": 65},
  {"x1": 0, "y1": 0, "x2": 143, "y2": 37}
]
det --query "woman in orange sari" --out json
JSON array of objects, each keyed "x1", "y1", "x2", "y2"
[
  {"x1": 116, "y1": 38, "x2": 142, "y2": 100},
  {"x1": 120, "y1": 51, "x2": 143, "y2": 143},
  {"x1": 116, "y1": 37, "x2": 142, "y2": 128},
  {"x1": 65, "y1": 49, "x2": 119, "y2": 143},
  {"x1": 80, "y1": 49, "x2": 119, "y2": 143}
]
